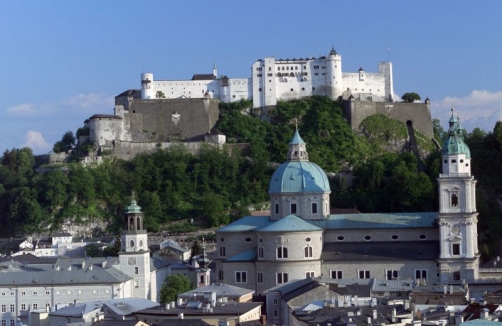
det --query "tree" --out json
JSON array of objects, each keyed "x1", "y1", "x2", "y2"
[
  {"x1": 53, "y1": 131, "x2": 76, "y2": 153},
  {"x1": 85, "y1": 244, "x2": 101, "y2": 257},
  {"x1": 189, "y1": 240, "x2": 202, "y2": 263},
  {"x1": 156, "y1": 91, "x2": 166, "y2": 99},
  {"x1": 159, "y1": 274, "x2": 192, "y2": 303},
  {"x1": 401, "y1": 92, "x2": 421, "y2": 103}
]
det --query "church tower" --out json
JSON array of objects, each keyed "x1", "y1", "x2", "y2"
[
  {"x1": 119, "y1": 198, "x2": 151, "y2": 299},
  {"x1": 196, "y1": 241, "x2": 211, "y2": 288},
  {"x1": 438, "y1": 109, "x2": 479, "y2": 283}
]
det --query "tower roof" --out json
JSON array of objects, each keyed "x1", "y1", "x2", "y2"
[
  {"x1": 329, "y1": 46, "x2": 338, "y2": 56},
  {"x1": 442, "y1": 108, "x2": 471, "y2": 158},
  {"x1": 125, "y1": 199, "x2": 142, "y2": 214},
  {"x1": 289, "y1": 128, "x2": 305, "y2": 145}
]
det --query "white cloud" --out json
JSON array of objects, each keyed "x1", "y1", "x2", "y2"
[
  {"x1": 21, "y1": 130, "x2": 51, "y2": 153},
  {"x1": 6, "y1": 103, "x2": 36, "y2": 116},
  {"x1": 433, "y1": 90, "x2": 502, "y2": 132},
  {"x1": 63, "y1": 93, "x2": 114, "y2": 111}
]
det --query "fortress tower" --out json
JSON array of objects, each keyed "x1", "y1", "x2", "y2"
[
  {"x1": 437, "y1": 109, "x2": 479, "y2": 282},
  {"x1": 326, "y1": 47, "x2": 343, "y2": 100},
  {"x1": 141, "y1": 73, "x2": 155, "y2": 99}
]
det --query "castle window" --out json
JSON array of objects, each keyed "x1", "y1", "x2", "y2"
[
  {"x1": 419, "y1": 234, "x2": 427, "y2": 240},
  {"x1": 218, "y1": 270, "x2": 224, "y2": 281},
  {"x1": 391, "y1": 235, "x2": 399, "y2": 240},
  {"x1": 290, "y1": 203, "x2": 297, "y2": 214},
  {"x1": 314, "y1": 73, "x2": 319, "y2": 76},
  {"x1": 415, "y1": 269, "x2": 428, "y2": 280},
  {"x1": 331, "y1": 270, "x2": 343, "y2": 279},
  {"x1": 451, "y1": 159, "x2": 457, "y2": 163},
  {"x1": 268, "y1": 67, "x2": 271, "y2": 71},
  {"x1": 337, "y1": 236, "x2": 345, "y2": 241},
  {"x1": 386, "y1": 270, "x2": 399, "y2": 280},
  {"x1": 259, "y1": 88, "x2": 262, "y2": 92},
  {"x1": 276, "y1": 272, "x2": 288, "y2": 284},
  {"x1": 312, "y1": 203, "x2": 318, "y2": 214},
  {"x1": 220, "y1": 238, "x2": 224, "y2": 242},
  {"x1": 235, "y1": 271, "x2": 247, "y2": 283},
  {"x1": 258, "y1": 247, "x2": 264, "y2": 258},
  {"x1": 302, "y1": 87, "x2": 305, "y2": 91},
  {"x1": 257, "y1": 74, "x2": 262, "y2": 77},
  {"x1": 245, "y1": 237, "x2": 252, "y2": 242},
  {"x1": 452, "y1": 243, "x2": 460, "y2": 255},
  {"x1": 364, "y1": 235, "x2": 372, "y2": 241},
  {"x1": 304, "y1": 246, "x2": 313, "y2": 258},
  {"x1": 359, "y1": 270, "x2": 370, "y2": 279},
  {"x1": 134, "y1": 267, "x2": 139, "y2": 275},
  {"x1": 277, "y1": 247, "x2": 288, "y2": 259},
  {"x1": 305, "y1": 271, "x2": 315, "y2": 278},
  {"x1": 306, "y1": 237, "x2": 311, "y2": 242},
  {"x1": 312, "y1": 87, "x2": 315, "y2": 91},
  {"x1": 257, "y1": 272, "x2": 263, "y2": 283},
  {"x1": 304, "y1": 66, "x2": 306, "y2": 69},
  {"x1": 451, "y1": 193, "x2": 458, "y2": 207},
  {"x1": 219, "y1": 246, "x2": 226, "y2": 257},
  {"x1": 290, "y1": 88, "x2": 294, "y2": 92},
  {"x1": 275, "y1": 204, "x2": 279, "y2": 215}
]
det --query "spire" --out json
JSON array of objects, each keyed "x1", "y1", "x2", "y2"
[
  {"x1": 197, "y1": 239, "x2": 210, "y2": 271},
  {"x1": 443, "y1": 107, "x2": 470, "y2": 158},
  {"x1": 213, "y1": 59, "x2": 217, "y2": 77}
]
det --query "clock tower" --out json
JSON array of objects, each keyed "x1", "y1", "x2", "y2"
[
  {"x1": 438, "y1": 109, "x2": 479, "y2": 283},
  {"x1": 119, "y1": 198, "x2": 151, "y2": 299}
]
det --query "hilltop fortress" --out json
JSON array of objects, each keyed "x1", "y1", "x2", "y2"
[{"x1": 79, "y1": 47, "x2": 432, "y2": 161}]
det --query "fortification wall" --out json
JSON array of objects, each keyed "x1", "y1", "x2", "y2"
[
  {"x1": 111, "y1": 141, "x2": 216, "y2": 161},
  {"x1": 126, "y1": 98, "x2": 220, "y2": 141},
  {"x1": 342, "y1": 99, "x2": 433, "y2": 138}
]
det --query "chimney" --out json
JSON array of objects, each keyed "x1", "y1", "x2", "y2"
[
  {"x1": 444, "y1": 285, "x2": 447, "y2": 295},
  {"x1": 81, "y1": 261, "x2": 85, "y2": 269},
  {"x1": 481, "y1": 308, "x2": 489, "y2": 319},
  {"x1": 178, "y1": 312, "x2": 184, "y2": 320},
  {"x1": 367, "y1": 317, "x2": 372, "y2": 325},
  {"x1": 102, "y1": 261, "x2": 107, "y2": 268},
  {"x1": 373, "y1": 309, "x2": 378, "y2": 320}
]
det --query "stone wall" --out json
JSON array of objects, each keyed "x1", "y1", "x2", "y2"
[
  {"x1": 342, "y1": 98, "x2": 434, "y2": 139},
  {"x1": 110, "y1": 141, "x2": 217, "y2": 161}
]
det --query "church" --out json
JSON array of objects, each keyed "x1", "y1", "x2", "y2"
[{"x1": 213, "y1": 110, "x2": 480, "y2": 294}]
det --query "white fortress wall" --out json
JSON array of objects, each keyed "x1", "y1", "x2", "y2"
[
  {"x1": 152, "y1": 79, "x2": 221, "y2": 99},
  {"x1": 342, "y1": 72, "x2": 386, "y2": 98},
  {"x1": 225, "y1": 78, "x2": 251, "y2": 102}
]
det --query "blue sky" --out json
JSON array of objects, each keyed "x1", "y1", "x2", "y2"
[{"x1": 1, "y1": 1, "x2": 502, "y2": 154}]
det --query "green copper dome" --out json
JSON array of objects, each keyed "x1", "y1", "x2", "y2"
[
  {"x1": 442, "y1": 109, "x2": 471, "y2": 158},
  {"x1": 126, "y1": 199, "x2": 142, "y2": 214},
  {"x1": 269, "y1": 129, "x2": 330, "y2": 194}
]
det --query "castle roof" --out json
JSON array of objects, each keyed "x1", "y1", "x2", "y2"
[
  {"x1": 125, "y1": 199, "x2": 142, "y2": 214},
  {"x1": 88, "y1": 114, "x2": 122, "y2": 120},
  {"x1": 311, "y1": 212, "x2": 438, "y2": 229},
  {"x1": 191, "y1": 74, "x2": 215, "y2": 80},
  {"x1": 258, "y1": 214, "x2": 322, "y2": 232},
  {"x1": 218, "y1": 216, "x2": 271, "y2": 232},
  {"x1": 225, "y1": 248, "x2": 256, "y2": 262},
  {"x1": 115, "y1": 89, "x2": 141, "y2": 98},
  {"x1": 289, "y1": 128, "x2": 305, "y2": 145}
]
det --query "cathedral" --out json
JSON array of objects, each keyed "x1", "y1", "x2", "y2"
[{"x1": 214, "y1": 109, "x2": 480, "y2": 294}]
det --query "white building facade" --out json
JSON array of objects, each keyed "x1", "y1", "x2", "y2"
[{"x1": 139, "y1": 47, "x2": 393, "y2": 108}]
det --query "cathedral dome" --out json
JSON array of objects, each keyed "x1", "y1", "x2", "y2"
[
  {"x1": 268, "y1": 129, "x2": 330, "y2": 194},
  {"x1": 442, "y1": 109, "x2": 471, "y2": 158}
]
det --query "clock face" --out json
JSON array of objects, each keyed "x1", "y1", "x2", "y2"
[
  {"x1": 128, "y1": 257, "x2": 137, "y2": 266},
  {"x1": 451, "y1": 224, "x2": 461, "y2": 235}
]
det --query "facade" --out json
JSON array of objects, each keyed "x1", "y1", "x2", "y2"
[
  {"x1": 140, "y1": 47, "x2": 393, "y2": 108},
  {"x1": 213, "y1": 110, "x2": 482, "y2": 297}
]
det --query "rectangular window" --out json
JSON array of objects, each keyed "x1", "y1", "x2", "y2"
[
  {"x1": 452, "y1": 243, "x2": 460, "y2": 255},
  {"x1": 2, "y1": 320, "x2": 5, "y2": 326},
  {"x1": 32, "y1": 304, "x2": 38, "y2": 310},
  {"x1": 134, "y1": 267, "x2": 139, "y2": 275},
  {"x1": 273, "y1": 298, "x2": 278, "y2": 305},
  {"x1": 267, "y1": 73, "x2": 273, "y2": 77},
  {"x1": 32, "y1": 291, "x2": 38, "y2": 296},
  {"x1": 21, "y1": 304, "x2": 26, "y2": 311},
  {"x1": 415, "y1": 269, "x2": 428, "y2": 280},
  {"x1": 305, "y1": 271, "x2": 315, "y2": 278},
  {"x1": 9, "y1": 321, "x2": 13, "y2": 326},
  {"x1": 258, "y1": 88, "x2": 262, "y2": 92},
  {"x1": 304, "y1": 246, "x2": 313, "y2": 258},
  {"x1": 257, "y1": 74, "x2": 262, "y2": 77},
  {"x1": 291, "y1": 203, "x2": 297, "y2": 214},
  {"x1": 275, "y1": 204, "x2": 279, "y2": 215},
  {"x1": 20, "y1": 292, "x2": 26, "y2": 296},
  {"x1": 219, "y1": 246, "x2": 226, "y2": 257},
  {"x1": 386, "y1": 270, "x2": 399, "y2": 280},
  {"x1": 1, "y1": 305, "x2": 5, "y2": 313},
  {"x1": 276, "y1": 272, "x2": 289, "y2": 284},
  {"x1": 257, "y1": 272, "x2": 263, "y2": 284},
  {"x1": 9, "y1": 292, "x2": 14, "y2": 296},
  {"x1": 0, "y1": 293, "x2": 4, "y2": 296},
  {"x1": 273, "y1": 310, "x2": 278, "y2": 317},
  {"x1": 45, "y1": 291, "x2": 50, "y2": 295},
  {"x1": 359, "y1": 270, "x2": 370, "y2": 279},
  {"x1": 277, "y1": 247, "x2": 288, "y2": 259},
  {"x1": 9, "y1": 304, "x2": 14, "y2": 312},
  {"x1": 331, "y1": 270, "x2": 343, "y2": 279},
  {"x1": 451, "y1": 193, "x2": 458, "y2": 206},
  {"x1": 312, "y1": 203, "x2": 318, "y2": 214},
  {"x1": 218, "y1": 270, "x2": 224, "y2": 281},
  {"x1": 235, "y1": 271, "x2": 247, "y2": 283},
  {"x1": 258, "y1": 247, "x2": 264, "y2": 258}
]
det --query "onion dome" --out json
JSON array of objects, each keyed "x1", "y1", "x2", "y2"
[{"x1": 442, "y1": 108, "x2": 471, "y2": 158}]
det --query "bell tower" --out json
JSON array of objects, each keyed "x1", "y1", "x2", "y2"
[
  {"x1": 119, "y1": 197, "x2": 151, "y2": 299},
  {"x1": 437, "y1": 109, "x2": 479, "y2": 283}
]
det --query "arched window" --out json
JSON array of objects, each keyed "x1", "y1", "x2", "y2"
[
  {"x1": 219, "y1": 246, "x2": 226, "y2": 257},
  {"x1": 304, "y1": 246, "x2": 313, "y2": 258},
  {"x1": 277, "y1": 247, "x2": 288, "y2": 259},
  {"x1": 136, "y1": 217, "x2": 141, "y2": 230}
]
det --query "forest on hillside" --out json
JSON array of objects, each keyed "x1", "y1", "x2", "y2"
[{"x1": 0, "y1": 96, "x2": 501, "y2": 259}]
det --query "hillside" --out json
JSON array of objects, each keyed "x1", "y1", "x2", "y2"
[{"x1": 1, "y1": 96, "x2": 501, "y2": 259}]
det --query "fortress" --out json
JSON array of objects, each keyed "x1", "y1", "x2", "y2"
[{"x1": 77, "y1": 47, "x2": 433, "y2": 161}]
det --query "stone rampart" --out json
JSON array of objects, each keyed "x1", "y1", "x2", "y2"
[
  {"x1": 110, "y1": 141, "x2": 216, "y2": 161},
  {"x1": 342, "y1": 98, "x2": 434, "y2": 139}
]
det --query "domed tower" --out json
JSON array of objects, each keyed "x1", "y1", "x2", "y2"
[
  {"x1": 437, "y1": 108, "x2": 479, "y2": 282},
  {"x1": 119, "y1": 197, "x2": 151, "y2": 299},
  {"x1": 141, "y1": 73, "x2": 155, "y2": 99},
  {"x1": 268, "y1": 128, "x2": 331, "y2": 221},
  {"x1": 325, "y1": 47, "x2": 343, "y2": 100},
  {"x1": 196, "y1": 241, "x2": 211, "y2": 288}
]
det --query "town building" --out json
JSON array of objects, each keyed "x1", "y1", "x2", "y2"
[{"x1": 213, "y1": 109, "x2": 489, "y2": 303}]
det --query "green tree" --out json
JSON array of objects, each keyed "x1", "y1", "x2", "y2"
[
  {"x1": 159, "y1": 274, "x2": 192, "y2": 303},
  {"x1": 189, "y1": 240, "x2": 202, "y2": 263},
  {"x1": 401, "y1": 92, "x2": 421, "y2": 103},
  {"x1": 53, "y1": 131, "x2": 76, "y2": 153},
  {"x1": 85, "y1": 244, "x2": 101, "y2": 257},
  {"x1": 156, "y1": 91, "x2": 166, "y2": 99}
]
